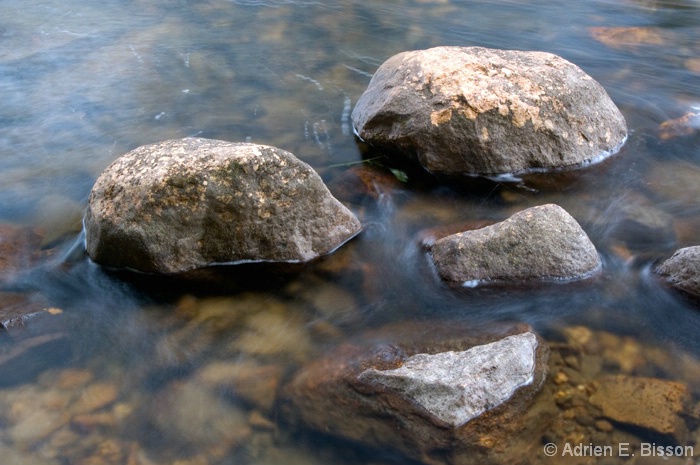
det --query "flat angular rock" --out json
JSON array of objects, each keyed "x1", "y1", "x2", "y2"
[
  {"x1": 360, "y1": 332, "x2": 538, "y2": 427},
  {"x1": 352, "y1": 46, "x2": 627, "y2": 176},
  {"x1": 431, "y1": 204, "x2": 601, "y2": 286},
  {"x1": 84, "y1": 138, "x2": 362, "y2": 274},
  {"x1": 281, "y1": 322, "x2": 557, "y2": 465},
  {"x1": 589, "y1": 375, "x2": 690, "y2": 444},
  {"x1": 656, "y1": 246, "x2": 700, "y2": 298}
]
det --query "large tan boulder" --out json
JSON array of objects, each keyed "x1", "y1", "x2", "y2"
[{"x1": 352, "y1": 46, "x2": 627, "y2": 176}]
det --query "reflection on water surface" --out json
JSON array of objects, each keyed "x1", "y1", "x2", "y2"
[{"x1": 1, "y1": 0, "x2": 700, "y2": 464}]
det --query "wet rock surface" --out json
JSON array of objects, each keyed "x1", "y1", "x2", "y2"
[
  {"x1": 352, "y1": 46, "x2": 627, "y2": 176},
  {"x1": 84, "y1": 138, "x2": 362, "y2": 274},
  {"x1": 327, "y1": 164, "x2": 404, "y2": 203},
  {"x1": 359, "y1": 332, "x2": 539, "y2": 427},
  {"x1": 589, "y1": 375, "x2": 691, "y2": 444},
  {"x1": 281, "y1": 322, "x2": 557, "y2": 465},
  {"x1": 430, "y1": 204, "x2": 601, "y2": 286},
  {"x1": 656, "y1": 246, "x2": 700, "y2": 298}
]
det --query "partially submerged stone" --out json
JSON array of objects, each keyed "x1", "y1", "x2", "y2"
[
  {"x1": 281, "y1": 322, "x2": 556, "y2": 465},
  {"x1": 360, "y1": 332, "x2": 538, "y2": 427},
  {"x1": 658, "y1": 111, "x2": 700, "y2": 141},
  {"x1": 352, "y1": 46, "x2": 627, "y2": 176},
  {"x1": 656, "y1": 246, "x2": 700, "y2": 299},
  {"x1": 84, "y1": 138, "x2": 362, "y2": 274},
  {"x1": 431, "y1": 204, "x2": 601, "y2": 286}
]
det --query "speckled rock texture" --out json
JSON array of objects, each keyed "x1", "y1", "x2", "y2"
[
  {"x1": 359, "y1": 332, "x2": 538, "y2": 427},
  {"x1": 656, "y1": 246, "x2": 700, "y2": 298},
  {"x1": 281, "y1": 322, "x2": 557, "y2": 465},
  {"x1": 352, "y1": 46, "x2": 628, "y2": 176},
  {"x1": 431, "y1": 204, "x2": 601, "y2": 286},
  {"x1": 84, "y1": 138, "x2": 362, "y2": 274}
]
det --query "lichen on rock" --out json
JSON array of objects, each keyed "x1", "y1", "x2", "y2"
[
  {"x1": 84, "y1": 138, "x2": 362, "y2": 274},
  {"x1": 352, "y1": 46, "x2": 627, "y2": 176}
]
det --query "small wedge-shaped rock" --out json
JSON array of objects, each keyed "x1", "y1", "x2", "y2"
[
  {"x1": 352, "y1": 46, "x2": 627, "y2": 176},
  {"x1": 431, "y1": 204, "x2": 601, "y2": 285},
  {"x1": 656, "y1": 246, "x2": 700, "y2": 298},
  {"x1": 85, "y1": 138, "x2": 361, "y2": 273},
  {"x1": 360, "y1": 332, "x2": 537, "y2": 427}
]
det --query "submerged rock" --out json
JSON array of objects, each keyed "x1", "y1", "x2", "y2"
[
  {"x1": 281, "y1": 322, "x2": 557, "y2": 465},
  {"x1": 0, "y1": 225, "x2": 44, "y2": 280},
  {"x1": 195, "y1": 359, "x2": 285, "y2": 413},
  {"x1": 0, "y1": 293, "x2": 59, "y2": 333},
  {"x1": 352, "y1": 46, "x2": 627, "y2": 176},
  {"x1": 589, "y1": 375, "x2": 690, "y2": 444},
  {"x1": 647, "y1": 161, "x2": 700, "y2": 213},
  {"x1": 656, "y1": 246, "x2": 700, "y2": 299},
  {"x1": 327, "y1": 164, "x2": 404, "y2": 203},
  {"x1": 84, "y1": 138, "x2": 362, "y2": 274},
  {"x1": 430, "y1": 204, "x2": 601, "y2": 286},
  {"x1": 151, "y1": 380, "x2": 251, "y2": 450}
]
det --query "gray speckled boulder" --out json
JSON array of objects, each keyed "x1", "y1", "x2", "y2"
[
  {"x1": 352, "y1": 46, "x2": 627, "y2": 176},
  {"x1": 656, "y1": 246, "x2": 700, "y2": 298},
  {"x1": 84, "y1": 138, "x2": 361, "y2": 274},
  {"x1": 431, "y1": 204, "x2": 601, "y2": 286}
]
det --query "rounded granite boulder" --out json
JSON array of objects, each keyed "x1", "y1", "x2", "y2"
[
  {"x1": 84, "y1": 138, "x2": 362, "y2": 274},
  {"x1": 352, "y1": 46, "x2": 628, "y2": 176}
]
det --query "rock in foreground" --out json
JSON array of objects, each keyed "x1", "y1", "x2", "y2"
[
  {"x1": 359, "y1": 332, "x2": 539, "y2": 427},
  {"x1": 431, "y1": 204, "x2": 601, "y2": 286},
  {"x1": 352, "y1": 46, "x2": 627, "y2": 176},
  {"x1": 656, "y1": 246, "x2": 700, "y2": 298},
  {"x1": 281, "y1": 322, "x2": 556, "y2": 465},
  {"x1": 84, "y1": 138, "x2": 361, "y2": 273}
]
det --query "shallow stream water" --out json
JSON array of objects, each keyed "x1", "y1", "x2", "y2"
[{"x1": 2, "y1": 1, "x2": 700, "y2": 464}]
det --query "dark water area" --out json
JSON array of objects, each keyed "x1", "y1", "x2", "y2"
[{"x1": 2, "y1": 0, "x2": 700, "y2": 464}]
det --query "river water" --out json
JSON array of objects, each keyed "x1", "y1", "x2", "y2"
[{"x1": 1, "y1": 0, "x2": 700, "y2": 464}]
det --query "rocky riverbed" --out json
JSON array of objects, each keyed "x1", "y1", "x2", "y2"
[{"x1": 2, "y1": 1, "x2": 700, "y2": 465}]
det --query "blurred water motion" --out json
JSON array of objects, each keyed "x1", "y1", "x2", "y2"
[{"x1": 1, "y1": 1, "x2": 700, "y2": 464}]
